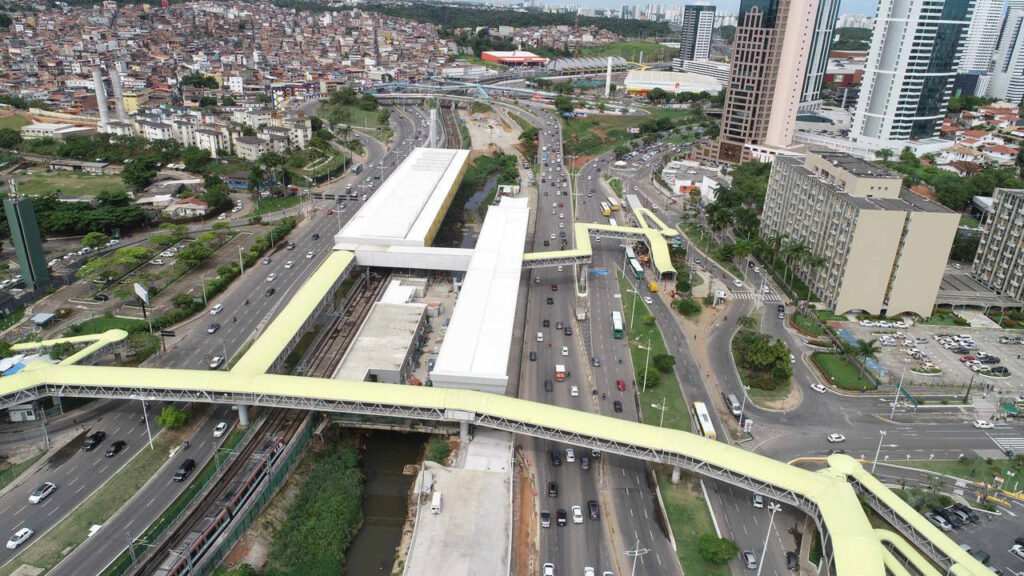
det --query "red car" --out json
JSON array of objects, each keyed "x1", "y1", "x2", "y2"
[
  {"x1": 959, "y1": 355, "x2": 975, "y2": 363},
  {"x1": 551, "y1": 284, "x2": 558, "y2": 292},
  {"x1": 327, "y1": 209, "x2": 334, "y2": 215},
  {"x1": 558, "y1": 202, "x2": 564, "y2": 208},
  {"x1": 616, "y1": 380, "x2": 626, "y2": 391}
]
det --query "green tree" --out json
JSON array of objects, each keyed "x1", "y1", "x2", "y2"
[
  {"x1": 851, "y1": 338, "x2": 881, "y2": 385},
  {"x1": 875, "y1": 148, "x2": 894, "y2": 162},
  {"x1": 156, "y1": 405, "x2": 191, "y2": 429},
  {"x1": 121, "y1": 157, "x2": 159, "y2": 190},
  {"x1": 553, "y1": 94, "x2": 574, "y2": 114},
  {"x1": 676, "y1": 298, "x2": 701, "y2": 317},
  {"x1": 652, "y1": 353, "x2": 676, "y2": 373},
  {"x1": 0, "y1": 128, "x2": 21, "y2": 149},
  {"x1": 613, "y1": 144, "x2": 629, "y2": 159},
  {"x1": 0, "y1": 340, "x2": 12, "y2": 359},
  {"x1": 176, "y1": 241, "x2": 214, "y2": 269},
  {"x1": 698, "y1": 534, "x2": 739, "y2": 564},
  {"x1": 425, "y1": 435, "x2": 452, "y2": 463},
  {"x1": 181, "y1": 146, "x2": 212, "y2": 173},
  {"x1": 49, "y1": 341, "x2": 75, "y2": 360},
  {"x1": 82, "y1": 231, "x2": 110, "y2": 248}
]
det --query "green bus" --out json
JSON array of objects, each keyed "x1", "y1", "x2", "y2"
[{"x1": 611, "y1": 311, "x2": 624, "y2": 339}]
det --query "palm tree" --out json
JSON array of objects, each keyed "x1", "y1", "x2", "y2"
[
  {"x1": 781, "y1": 241, "x2": 808, "y2": 290},
  {"x1": 802, "y1": 254, "x2": 827, "y2": 297},
  {"x1": 764, "y1": 233, "x2": 787, "y2": 271},
  {"x1": 852, "y1": 338, "x2": 881, "y2": 386}
]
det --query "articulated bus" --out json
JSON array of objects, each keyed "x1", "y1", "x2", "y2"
[
  {"x1": 692, "y1": 402, "x2": 717, "y2": 440},
  {"x1": 611, "y1": 311, "x2": 624, "y2": 339},
  {"x1": 600, "y1": 202, "x2": 611, "y2": 216},
  {"x1": 608, "y1": 197, "x2": 621, "y2": 211},
  {"x1": 629, "y1": 258, "x2": 644, "y2": 279}
]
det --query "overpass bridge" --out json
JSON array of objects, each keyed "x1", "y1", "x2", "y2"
[{"x1": 0, "y1": 253, "x2": 994, "y2": 576}]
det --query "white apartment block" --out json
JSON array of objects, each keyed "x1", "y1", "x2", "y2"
[
  {"x1": 959, "y1": 0, "x2": 1006, "y2": 73},
  {"x1": 973, "y1": 188, "x2": 1024, "y2": 300},
  {"x1": 852, "y1": 0, "x2": 973, "y2": 144},
  {"x1": 761, "y1": 152, "x2": 958, "y2": 317},
  {"x1": 989, "y1": 8, "x2": 1024, "y2": 103}
]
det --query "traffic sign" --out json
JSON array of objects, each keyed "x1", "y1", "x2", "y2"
[{"x1": 160, "y1": 330, "x2": 176, "y2": 337}]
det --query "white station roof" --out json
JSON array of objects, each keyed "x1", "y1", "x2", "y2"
[
  {"x1": 335, "y1": 147, "x2": 470, "y2": 249},
  {"x1": 431, "y1": 197, "x2": 530, "y2": 394}
]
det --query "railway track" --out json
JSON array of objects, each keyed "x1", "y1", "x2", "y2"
[
  {"x1": 303, "y1": 271, "x2": 391, "y2": 378},
  {"x1": 129, "y1": 409, "x2": 305, "y2": 576},
  {"x1": 439, "y1": 104, "x2": 461, "y2": 148}
]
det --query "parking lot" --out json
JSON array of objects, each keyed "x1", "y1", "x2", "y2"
[{"x1": 842, "y1": 322, "x2": 1024, "y2": 392}]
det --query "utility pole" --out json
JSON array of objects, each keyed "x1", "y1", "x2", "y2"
[{"x1": 871, "y1": 430, "x2": 887, "y2": 474}]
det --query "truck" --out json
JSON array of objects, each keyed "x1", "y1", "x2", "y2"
[{"x1": 555, "y1": 364, "x2": 566, "y2": 382}]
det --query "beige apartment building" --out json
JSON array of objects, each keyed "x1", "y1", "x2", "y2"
[
  {"x1": 972, "y1": 188, "x2": 1024, "y2": 300},
  {"x1": 761, "y1": 152, "x2": 958, "y2": 317}
]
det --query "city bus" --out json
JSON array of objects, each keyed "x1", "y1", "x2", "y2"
[
  {"x1": 600, "y1": 202, "x2": 611, "y2": 216},
  {"x1": 625, "y1": 246, "x2": 636, "y2": 261},
  {"x1": 692, "y1": 402, "x2": 717, "y2": 440},
  {"x1": 608, "y1": 197, "x2": 621, "y2": 211},
  {"x1": 351, "y1": 162, "x2": 363, "y2": 175},
  {"x1": 611, "y1": 311, "x2": 624, "y2": 339},
  {"x1": 608, "y1": 218, "x2": 617, "y2": 227},
  {"x1": 629, "y1": 258, "x2": 644, "y2": 279}
]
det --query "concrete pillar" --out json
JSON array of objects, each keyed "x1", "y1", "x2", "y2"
[
  {"x1": 459, "y1": 421, "x2": 469, "y2": 444},
  {"x1": 671, "y1": 465, "x2": 681, "y2": 484},
  {"x1": 237, "y1": 405, "x2": 250, "y2": 428}
]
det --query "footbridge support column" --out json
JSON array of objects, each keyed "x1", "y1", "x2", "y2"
[
  {"x1": 460, "y1": 421, "x2": 470, "y2": 444},
  {"x1": 237, "y1": 405, "x2": 250, "y2": 428},
  {"x1": 671, "y1": 465, "x2": 681, "y2": 484},
  {"x1": 446, "y1": 409, "x2": 475, "y2": 445}
]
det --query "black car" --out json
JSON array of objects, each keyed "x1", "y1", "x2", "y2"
[
  {"x1": 543, "y1": 319, "x2": 550, "y2": 327},
  {"x1": 591, "y1": 357, "x2": 600, "y2": 367},
  {"x1": 105, "y1": 440, "x2": 126, "y2": 457},
  {"x1": 548, "y1": 481, "x2": 558, "y2": 497},
  {"x1": 580, "y1": 456, "x2": 590, "y2": 471},
  {"x1": 208, "y1": 323, "x2": 220, "y2": 334},
  {"x1": 544, "y1": 379, "x2": 553, "y2": 392},
  {"x1": 588, "y1": 500, "x2": 600, "y2": 520},
  {"x1": 529, "y1": 351, "x2": 537, "y2": 361},
  {"x1": 979, "y1": 356, "x2": 1001, "y2": 364},
  {"x1": 556, "y1": 509, "x2": 568, "y2": 526},
  {"x1": 1015, "y1": 536, "x2": 1024, "y2": 548},
  {"x1": 990, "y1": 366, "x2": 1009, "y2": 374},
  {"x1": 311, "y1": 233, "x2": 320, "y2": 241},
  {"x1": 551, "y1": 450, "x2": 562, "y2": 466},
  {"x1": 83, "y1": 431, "x2": 106, "y2": 451},
  {"x1": 543, "y1": 240, "x2": 550, "y2": 246},
  {"x1": 564, "y1": 326, "x2": 572, "y2": 336},
  {"x1": 93, "y1": 293, "x2": 109, "y2": 302},
  {"x1": 546, "y1": 297, "x2": 554, "y2": 305},
  {"x1": 786, "y1": 551, "x2": 799, "y2": 571},
  {"x1": 613, "y1": 400, "x2": 623, "y2": 413},
  {"x1": 173, "y1": 458, "x2": 196, "y2": 482},
  {"x1": 933, "y1": 507, "x2": 963, "y2": 528},
  {"x1": 540, "y1": 510, "x2": 551, "y2": 528},
  {"x1": 970, "y1": 549, "x2": 990, "y2": 565},
  {"x1": 555, "y1": 321, "x2": 564, "y2": 330},
  {"x1": 266, "y1": 287, "x2": 276, "y2": 297}
]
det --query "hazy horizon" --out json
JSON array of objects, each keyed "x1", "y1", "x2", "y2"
[{"x1": 459, "y1": 0, "x2": 877, "y2": 18}]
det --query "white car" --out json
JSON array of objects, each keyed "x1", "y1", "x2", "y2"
[
  {"x1": 217, "y1": 213, "x2": 227, "y2": 220},
  {"x1": 213, "y1": 422, "x2": 228, "y2": 437},
  {"x1": 972, "y1": 419, "x2": 994, "y2": 429},
  {"x1": 209, "y1": 356, "x2": 225, "y2": 370},
  {"x1": 643, "y1": 296, "x2": 653, "y2": 305},
  {"x1": 571, "y1": 505, "x2": 584, "y2": 524},
  {"x1": 150, "y1": 259, "x2": 165, "y2": 266},
  {"x1": 210, "y1": 304, "x2": 224, "y2": 315},
  {"x1": 732, "y1": 279, "x2": 743, "y2": 288},
  {"x1": 284, "y1": 260, "x2": 294, "y2": 269},
  {"x1": 761, "y1": 285, "x2": 770, "y2": 293},
  {"x1": 266, "y1": 273, "x2": 277, "y2": 282},
  {"x1": 827, "y1": 433, "x2": 846, "y2": 443},
  {"x1": 543, "y1": 563, "x2": 555, "y2": 576},
  {"x1": 810, "y1": 383, "x2": 827, "y2": 393},
  {"x1": 1010, "y1": 544, "x2": 1024, "y2": 560},
  {"x1": 570, "y1": 385, "x2": 579, "y2": 397},
  {"x1": 28, "y1": 482, "x2": 56, "y2": 504},
  {"x1": 6, "y1": 527, "x2": 33, "y2": 549},
  {"x1": 306, "y1": 251, "x2": 315, "y2": 259},
  {"x1": 566, "y1": 448, "x2": 575, "y2": 462},
  {"x1": 561, "y1": 346, "x2": 569, "y2": 356}
]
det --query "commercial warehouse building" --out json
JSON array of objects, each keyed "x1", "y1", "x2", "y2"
[
  {"x1": 761, "y1": 152, "x2": 958, "y2": 317},
  {"x1": 481, "y1": 50, "x2": 549, "y2": 66},
  {"x1": 623, "y1": 70, "x2": 722, "y2": 96}
]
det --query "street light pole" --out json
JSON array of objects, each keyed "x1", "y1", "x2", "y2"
[
  {"x1": 890, "y1": 366, "x2": 906, "y2": 420},
  {"x1": 754, "y1": 504, "x2": 780, "y2": 576},
  {"x1": 871, "y1": 430, "x2": 887, "y2": 474},
  {"x1": 141, "y1": 399, "x2": 153, "y2": 450},
  {"x1": 200, "y1": 274, "x2": 207, "y2": 306},
  {"x1": 238, "y1": 245, "x2": 245, "y2": 275},
  {"x1": 38, "y1": 402, "x2": 49, "y2": 450},
  {"x1": 642, "y1": 339, "x2": 652, "y2": 393},
  {"x1": 625, "y1": 540, "x2": 650, "y2": 576}
]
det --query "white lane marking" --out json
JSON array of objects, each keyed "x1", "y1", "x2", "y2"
[
  {"x1": 67, "y1": 475, "x2": 79, "y2": 486},
  {"x1": 47, "y1": 506, "x2": 60, "y2": 517},
  {"x1": 74, "y1": 485, "x2": 85, "y2": 495},
  {"x1": 99, "y1": 465, "x2": 109, "y2": 475},
  {"x1": 14, "y1": 505, "x2": 27, "y2": 516}
]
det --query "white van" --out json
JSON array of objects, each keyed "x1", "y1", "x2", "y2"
[
  {"x1": 431, "y1": 491, "x2": 443, "y2": 514},
  {"x1": 537, "y1": 332, "x2": 544, "y2": 342},
  {"x1": 726, "y1": 394, "x2": 742, "y2": 417}
]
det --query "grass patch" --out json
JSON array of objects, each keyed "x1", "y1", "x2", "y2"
[
  {"x1": 960, "y1": 213, "x2": 980, "y2": 228},
  {"x1": 455, "y1": 53, "x2": 507, "y2": 72},
  {"x1": 607, "y1": 178, "x2": 623, "y2": 198},
  {"x1": 811, "y1": 353, "x2": 874, "y2": 391},
  {"x1": 13, "y1": 172, "x2": 124, "y2": 198},
  {"x1": 921, "y1": 309, "x2": 966, "y2": 326},
  {"x1": 618, "y1": 272, "x2": 691, "y2": 432},
  {"x1": 900, "y1": 456, "x2": 1024, "y2": 486},
  {"x1": 793, "y1": 312, "x2": 825, "y2": 336},
  {"x1": 0, "y1": 450, "x2": 44, "y2": 491},
  {"x1": 561, "y1": 108, "x2": 690, "y2": 157},
  {"x1": 655, "y1": 467, "x2": 729, "y2": 576},
  {"x1": 253, "y1": 195, "x2": 302, "y2": 216},
  {"x1": 577, "y1": 41, "x2": 676, "y2": 62},
  {"x1": 318, "y1": 102, "x2": 384, "y2": 131},
  {"x1": 206, "y1": 157, "x2": 253, "y2": 178},
  {"x1": 815, "y1": 310, "x2": 848, "y2": 322},
  {"x1": 0, "y1": 115, "x2": 30, "y2": 130},
  {"x1": 0, "y1": 306, "x2": 25, "y2": 330},
  {"x1": 470, "y1": 101, "x2": 493, "y2": 114},
  {"x1": 70, "y1": 316, "x2": 147, "y2": 334},
  {"x1": 0, "y1": 427, "x2": 193, "y2": 576}
]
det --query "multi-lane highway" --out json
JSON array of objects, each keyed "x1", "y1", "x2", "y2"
[{"x1": 0, "y1": 103, "x2": 431, "y2": 575}]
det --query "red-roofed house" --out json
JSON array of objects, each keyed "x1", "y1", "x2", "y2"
[{"x1": 983, "y1": 144, "x2": 1019, "y2": 164}]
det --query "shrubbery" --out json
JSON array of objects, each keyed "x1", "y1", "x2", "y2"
[
  {"x1": 698, "y1": 534, "x2": 739, "y2": 564},
  {"x1": 425, "y1": 435, "x2": 452, "y2": 464}
]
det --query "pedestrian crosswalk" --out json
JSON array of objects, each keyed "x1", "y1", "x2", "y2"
[
  {"x1": 729, "y1": 291, "x2": 782, "y2": 303},
  {"x1": 992, "y1": 436, "x2": 1024, "y2": 455}
]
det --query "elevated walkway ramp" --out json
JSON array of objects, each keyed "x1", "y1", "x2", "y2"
[{"x1": 523, "y1": 222, "x2": 678, "y2": 280}]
